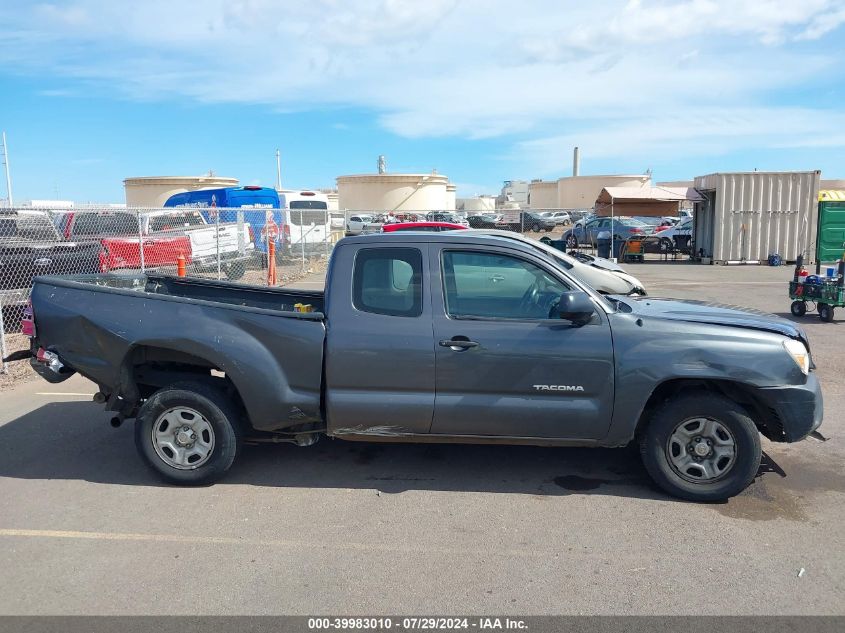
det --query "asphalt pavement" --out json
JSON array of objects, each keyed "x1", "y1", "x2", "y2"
[{"x1": 0, "y1": 263, "x2": 843, "y2": 615}]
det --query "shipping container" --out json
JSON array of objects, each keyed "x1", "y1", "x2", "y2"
[
  {"x1": 817, "y1": 190, "x2": 845, "y2": 263},
  {"x1": 692, "y1": 171, "x2": 821, "y2": 264}
]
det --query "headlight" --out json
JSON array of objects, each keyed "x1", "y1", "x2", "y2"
[{"x1": 783, "y1": 339, "x2": 810, "y2": 375}]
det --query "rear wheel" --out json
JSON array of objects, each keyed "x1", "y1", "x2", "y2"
[
  {"x1": 532, "y1": 223, "x2": 541, "y2": 232},
  {"x1": 819, "y1": 303, "x2": 835, "y2": 322},
  {"x1": 135, "y1": 382, "x2": 242, "y2": 485},
  {"x1": 790, "y1": 300, "x2": 806, "y2": 317},
  {"x1": 639, "y1": 392, "x2": 761, "y2": 501},
  {"x1": 565, "y1": 234, "x2": 578, "y2": 249}
]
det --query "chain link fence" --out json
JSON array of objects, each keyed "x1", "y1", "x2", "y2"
[
  {"x1": 0, "y1": 205, "x2": 337, "y2": 373},
  {"x1": 1, "y1": 205, "x2": 595, "y2": 373}
]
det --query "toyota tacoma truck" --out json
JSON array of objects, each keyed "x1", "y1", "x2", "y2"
[{"x1": 20, "y1": 232, "x2": 823, "y2": 501}]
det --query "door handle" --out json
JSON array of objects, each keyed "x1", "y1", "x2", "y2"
[
  {"x1": 489, "y1": 274, "x2": 505, "y2": 283},
  {"x1": 439, "y1": 339, "x2": 479, "y2": 350}
]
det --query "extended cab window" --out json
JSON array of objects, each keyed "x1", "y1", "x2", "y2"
[
  {"x1": 353, "y1": 248, "x2": 423, "y2": 317},
  {"x1": 443, "y1": 250, "x2": 570, "y2": 320}
]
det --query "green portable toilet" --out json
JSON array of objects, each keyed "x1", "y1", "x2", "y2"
[{"x1": 817, "y1": 190, "x2": 845, "y2": 263}]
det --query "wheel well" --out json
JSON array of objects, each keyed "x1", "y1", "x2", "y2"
[
  {"x1": 634, "y1": 378, "x2": 785, "y2": 442},
  {"x1": 118, "y1": 345, "x2": 251, "y2": 430}
]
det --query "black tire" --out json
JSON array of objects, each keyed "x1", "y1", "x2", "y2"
[
  {"x1": 639, "y1": 392, "x2": 761, "y2": 501},
  {"x1": 565, "y1": 234, "x2": 578, "y2": 249},
  {"x1": 660, "y1": 237, "x2": 673, "y2": 251},
  {"x1": 532, "y1": 223, "x2": 541, "y2": 232},
  {"x1": 818, "y1": 303, "x2": 834, "y2": 322},
  {"x1": 135, "y1": 381, "x2": 242, "y2": 485},
  {"x1": 790, "y1": 300, "x2": 807, "y2": 317},
  {"x1": 225, "y1": 261, "x2": 246, "y2": 280}
]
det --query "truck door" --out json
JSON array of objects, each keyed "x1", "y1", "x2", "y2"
[
  {"x1": 325, "y1": 244, "x2": 435, "y2": 436},
  {"x1": 428, "y1": 245, "x2": 615, "y2": 439}
]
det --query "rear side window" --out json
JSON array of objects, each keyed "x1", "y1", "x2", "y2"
[
  {"x1": 72, "y1": 213, "x2": 137, "y2": 236},
  {"x1": 353, "y1": 248, "x2": 423, "y2": 317}
]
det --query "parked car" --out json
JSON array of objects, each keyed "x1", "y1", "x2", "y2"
[
  {"x1": 466, "y1": 214, "x2": 502, "y2": 229},
  {"x1": 24, "y1": 231, "x2": 822, "y2": 501},
  {"x1": 500, "y1": 212, "x2": 556, "y2": 232},
  {"x1": 382, "y1": 222, "x2": 467, "y2": 233},
  {"x1": 0, "y1": 209, "x2": 101, "y2": 307},
  {"x1": 655, "y1": 216, "x2": 694, "y2": 250},
  {"x1": 539, "y1": 211, "x2": 571, "y2": 225},
  {"x1": 562, "y1": 216, "x2": 652, "y2": 249},
  {"x1": 425, "y1": 212, "x2": 470, "y2": 227},
  {"x1": 346, "y1": 214, "x2": 382, "y2": 235},
  {"x1": 477, "y1": 229, "x2": 646, "y2": 295},
  {"x1": 55, "y1": 210, "x2": 253, "y2": 279}
]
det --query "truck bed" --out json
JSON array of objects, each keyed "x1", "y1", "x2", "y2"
[
  {"x1": 143, "y1": 274, "x2": 325, "y2": 313},
  {"x1": 29, "y1": 273, "x2": 326, "y2": 432}
]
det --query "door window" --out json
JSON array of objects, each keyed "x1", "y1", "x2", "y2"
[
  {"x1": 442, "y1": 251, "x2": 570, "y2": 320},
  {"x1": 353, "y1": 248, "x2": 423, "y2": 317}
]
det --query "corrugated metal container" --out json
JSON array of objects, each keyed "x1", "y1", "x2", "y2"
[{"x1": 693, "y1": 171, "x2": 821, "y2": 263}]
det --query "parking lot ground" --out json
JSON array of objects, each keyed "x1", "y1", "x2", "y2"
[{"x1": 0, "y1": 262, "x2": 843, "y2": 615}]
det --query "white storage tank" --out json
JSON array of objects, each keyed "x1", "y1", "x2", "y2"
[
  {"x1": 445, "y1": 184, "x2": 457, "y2": 211},
  {"x1": 124, "y1": 175, "x2": 239, "y2": 207},
  {"x1": 458, "y1": 196, "x2": 497, "y2": 212},
  {"x1": 528, "y1": 180, "x2": 558, "y2": 209},
  {"x1": 336, "y1": 173, "x2": 451, "y2": 211},
  {"x1": 693, "y1": 171, "x2": 821, "y2": 263}
]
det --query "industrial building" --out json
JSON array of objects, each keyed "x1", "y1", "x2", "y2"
[
  {"x1": 526, "y1": 148, "x2": 651, "y2": 209},
  {"x1": 124, "y1": 175, "x2": 239, "y2": 207}
]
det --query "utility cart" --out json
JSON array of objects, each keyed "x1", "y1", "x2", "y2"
[{"x1": 790, "y1": 256, "x2": 845, "y2": 322}]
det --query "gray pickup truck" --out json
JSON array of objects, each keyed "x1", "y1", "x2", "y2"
[{"x1": 22, "y1": 232, "x2": 823, "y2": 501}]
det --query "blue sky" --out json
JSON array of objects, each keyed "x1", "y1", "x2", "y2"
[{"x1": 1, "y1": 0, "x2": 844, "y2": 203}]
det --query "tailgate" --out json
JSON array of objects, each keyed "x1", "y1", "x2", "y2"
[
  {"x1": 187, "y1": 224, "x2": 251, "y2": 259},
  {"x1": 102, "y1": 235, "x2": 192, "y2": 270}
]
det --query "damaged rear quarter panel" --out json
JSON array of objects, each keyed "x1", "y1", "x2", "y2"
[{"x1": 30, "y1": 279, "x2": 326, "y2": 432}]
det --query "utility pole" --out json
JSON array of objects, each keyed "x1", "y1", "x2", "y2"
[
  {"x1": 276, "y1": 149, "x2": 282, "y2": 190},
  {"x1": 1, "y1": 131, "x2": 12, "y2": 207}
]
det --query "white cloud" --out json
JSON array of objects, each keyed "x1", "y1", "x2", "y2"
[
  {"x1": 2, "y1": 0, "x2": 845, "y2": 173},
  {"x1": 518, "y1": 107, "x2": 845, "y2": 172}
]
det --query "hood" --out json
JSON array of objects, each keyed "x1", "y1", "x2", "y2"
[{"x1": 626, "y1": 297, "x2": 807, "y2": 341}]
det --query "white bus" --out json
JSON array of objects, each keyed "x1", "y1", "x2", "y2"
[{"x1": 278, "y1": 190, "x2": 331, "y2": 255}]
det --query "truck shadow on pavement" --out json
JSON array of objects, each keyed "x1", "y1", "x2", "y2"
[{"x1": 0, "y1": 401, "x2": 808, "y2": 513}]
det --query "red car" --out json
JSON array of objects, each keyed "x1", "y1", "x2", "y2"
[{"x1": 381, "y1": 221, "x2": 468, "y2": 233}]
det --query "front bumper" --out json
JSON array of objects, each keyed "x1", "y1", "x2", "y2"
[{"x1": 758, "y1": 373, "x2": 823, "y2": 442}]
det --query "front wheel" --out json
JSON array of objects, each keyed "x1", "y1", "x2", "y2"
[
  {"x1": 790, "y1": 300, "x2": 807, "y2": 317},
  {"x1": 565, "y1": 234, "x2": 578, "y2": 249},
  {"x1": 531, "y1": 223, "x2": 541, "y2": 232},
  {"x1": 135, "y1": 382, "x2": 242, "y2": 485},
  {"x1": 639, "y1": 392, "x2": 761, "y2": 501}
]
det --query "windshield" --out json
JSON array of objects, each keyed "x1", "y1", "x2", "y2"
[
  {"x1": 290, "y1": 200, "x2": 328, "y2": 210},
  {"x1": 288, "y1": 209, "x2": 329, "y2": 226},
  {"x1": 149, "y1": 212, "x2": 205, "y2": 231}
]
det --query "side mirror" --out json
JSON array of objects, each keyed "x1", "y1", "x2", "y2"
[{"x1": 552, "y1": 290, "x2": 595, "y2": 326}]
